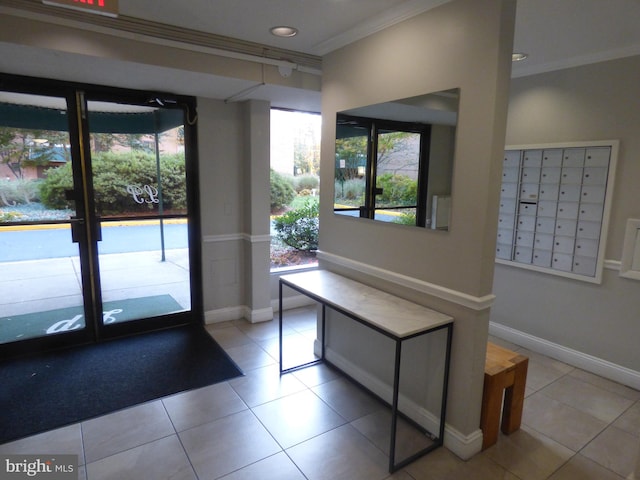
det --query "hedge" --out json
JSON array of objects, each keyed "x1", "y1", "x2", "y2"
[{"x1": 39, "y1": 151, "x2": 186, "y2": 214}]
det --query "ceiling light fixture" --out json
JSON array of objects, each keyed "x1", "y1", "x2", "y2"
[
  {"x1": 270, "y1": 26, "x2": 298, "y2": 38},
  {"x1": 512, "y1": 52, "x2": 529, "y2": 62}
]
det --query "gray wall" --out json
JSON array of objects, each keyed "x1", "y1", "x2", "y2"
[
  {"x1": 317, "y1": 0, "x2": 516, "y2": 459},
  {"x1": 491, "y1": 55, "x2": 640, "y2": 380},
  {"x1": 198, "y1": 99, "x2": 246, "y2": 315},
  {"x1": 198, "y1": 98, "x2": 274, "y2": 323}
]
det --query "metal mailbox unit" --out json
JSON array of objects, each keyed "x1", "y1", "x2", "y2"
[{"x1": 497, "y1": 141, "x2": 618, "y2": 284}]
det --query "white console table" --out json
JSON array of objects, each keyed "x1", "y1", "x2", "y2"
[{"x1": 278, "y1": 269, "x2": 454, "y2": 473}]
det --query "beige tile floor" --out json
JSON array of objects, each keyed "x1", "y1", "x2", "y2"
[{"x1": 1, "y1": 306, "x2": 639, "y2": 479}]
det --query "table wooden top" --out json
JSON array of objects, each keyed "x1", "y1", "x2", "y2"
[{"x1": 280, "y1": 270, "x2": 453, "y2": 338}]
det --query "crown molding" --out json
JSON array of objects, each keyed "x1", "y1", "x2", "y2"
[
  {"x1": 512, "y1": 44, "x2": 640, "y2": 78},
  {"x1": 1, "y1": 0, "x2": 322, "y2": 72},
  {"x1": 312, "y1": 0, "x2": 451, "y2": 56}
]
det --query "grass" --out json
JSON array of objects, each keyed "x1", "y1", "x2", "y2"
[{"x1": 288, "y1": 194, "x2": 319, "y2": 210}]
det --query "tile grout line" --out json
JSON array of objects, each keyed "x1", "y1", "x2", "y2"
[
  {"x1": 158, "y1": 398, "x2": 200, "y2": 480},
  {"x1": 520, "y1": 360, "x2": 633, "y2": 479}
]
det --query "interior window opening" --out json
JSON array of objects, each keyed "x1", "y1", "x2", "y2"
[{"x1": 269, "y1": 108, "x2": 321, "y2": 271}]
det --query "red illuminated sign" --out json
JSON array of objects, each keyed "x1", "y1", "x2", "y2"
[{"x1": 42, "y1": 0, "x2": 119, "y2": 17}]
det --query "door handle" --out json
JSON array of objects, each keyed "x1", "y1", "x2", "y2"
[
  {"x1": 95, "y1": 217, "x2": 102, "y2": 242},
  {"x1": 69, "y1": 216, "x2": 102, "y2": 243},
  {"x1": 69, "y1": 216, "x2": 84, "y2": 243}
]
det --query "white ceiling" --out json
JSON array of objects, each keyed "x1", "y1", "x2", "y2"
[
  {"x1": 115, "y1": 0, "x2": 640, "y2": 75},
  {"x1": 120, "y1": 0, "x2": 640, "y2": 70},
  {"x1": 2, "y1": 0, "x2": 640, "y2": 110},
  {"x1": 511, "y1": 0, "x2": 640, "y2": 77},
  {"x1": 120, "y1": 0, "x2": 449, "y2": 57}
]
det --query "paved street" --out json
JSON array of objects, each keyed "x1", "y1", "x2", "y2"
[{"x1": 0, "y1": 222, "x2": 188, "y2": 262}]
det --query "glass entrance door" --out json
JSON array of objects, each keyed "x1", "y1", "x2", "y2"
[
  {"x1": 84, "y1": 97, "x2": 191, "y2": 339},
  {"x1": 373, "y1": 128, "x2": 423, "y2": 223},
  {"x1": 0, "y1": 91, "x2": 93, "y2": 353},
  {"x1": 0, "y1": 77, "x2": 200, "y2": 357}
]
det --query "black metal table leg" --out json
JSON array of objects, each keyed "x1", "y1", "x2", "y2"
[
  {"x1": 389, "y1": 338, "x2": 402, "y2": 472},
  {"x1": 279, "y1": 281, "x2": 283, "y2": 374},
  {"x1": 279, "y1": 279, "x2": 325, "y2": 374},
  {"x1": 321, "y1": 304, "x2": 326, "y2": 361}
]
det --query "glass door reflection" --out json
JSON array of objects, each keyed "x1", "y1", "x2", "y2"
[
  {"x1": 85, "y1": 100, "x2": 191, "y2": 333},
  {"x1": 0, "y1": 78, "x2": 199, "y2": 357},
  {"x1": 0, "y1": 92, "x2": 90, "y2": 349}
]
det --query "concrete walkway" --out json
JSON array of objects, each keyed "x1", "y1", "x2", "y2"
[{"x1": 0, "y1": 248, "x2": 191, "y2": 344}]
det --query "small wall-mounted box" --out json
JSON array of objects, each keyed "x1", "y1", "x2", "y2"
[{"x1": 620, "y1": 218, "x2": 640, "y2": 280}]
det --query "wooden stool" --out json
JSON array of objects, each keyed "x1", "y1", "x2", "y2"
[{"x1": 480, "y1": 342, "x2": 529, "y2": 450}]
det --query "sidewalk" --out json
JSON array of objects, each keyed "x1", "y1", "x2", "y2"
[{"x1": 0, "y1": 248, "x2": 190, "y2": 344}]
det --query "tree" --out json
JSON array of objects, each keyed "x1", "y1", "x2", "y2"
[
  {"x1": 0, "y1": 127, "x2": 70, "y2": 179},
  {"x1": 335, "y1": 135, "x2": 367, "y2": 181},
  {"x1": 177, "y1": 126, "x2": 184, "y2": 146},
  {"x1": 376, "y1": 131, "x2": 416, "y2": 173},
  {"x1": 90, "y1": 133, "x2": 153, "y2": 153},
  {"x1": 293, "y1": 122, "x2": 320, "y2": 175},
  {"x1": 27, "y1": 131, "x2": 71, "y2": 166}
]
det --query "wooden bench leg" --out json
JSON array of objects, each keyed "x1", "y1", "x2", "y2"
[
  {"x1": 501, "y1": 357, "x2": 528, "y2": 435},
  {"x1": 480, "y1": 371, "x2": 504, "y2": 450}
]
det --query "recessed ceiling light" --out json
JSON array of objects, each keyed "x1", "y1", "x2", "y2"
[
  {"x1": 270, "y1": 26, "x2": 298, "y2": 38},
  {"x1": 512, "y1": 52, "x2": 529, "y2": 62}
]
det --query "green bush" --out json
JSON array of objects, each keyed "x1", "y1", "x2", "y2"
[
  {"x1": 376, "y1": 173, "x2": 417, "y2": 205},
  {"x1": 334, "y1": 178, "x2": 365, "y2": 203},
  {"x1": 394, "y1": 212, "x2": 417, "y2": 225},
  {"x1": 39, "y1": 163, "x2": 73, "y2": 209},
  {"x1": 270, "y1": 169, "x2": 295, "y2": 212},
  {"x1": 273, "y1": 198, "x2": 319, "y2": 251},
  {"x1": 39, "y1": 152, "x2": 187, "y2": 214},
  {"x1": 294, "y1": 174, "x2": 319, "y2": 193}
]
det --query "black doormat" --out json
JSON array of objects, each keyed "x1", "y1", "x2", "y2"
[{"x1": 0, "y1": 324, "x2": 243, "y2": 444}]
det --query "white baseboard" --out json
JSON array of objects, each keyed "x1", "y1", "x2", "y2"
[
  {"x1": 271, "y1": 293, "x2": 316, "y2": 312},
  {"x1": 490, "y1": 321, "x2": 640, "y2": 390},
  {"x1": 204, "y1": 306, "x2": 244, "y2": 324},
  {"x1": 205, "y1": 295, "x2": 315, "y2": 324},
  {"x1": 443, "y1": 426, "x2": 484, "y2": 461},
  {"x1": 248, "y1": 306, "x2": 275, "y2": 323},
  {"x1": 319, "y1": 345, "x2": 482, "y2": 460},
  {"x1": 205, "y1": 305, "x2": 274, "y2": 324}
]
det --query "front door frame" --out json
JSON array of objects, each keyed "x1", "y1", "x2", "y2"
[{"x1": 0, "y1": 73, "x2": 203, "y2": 359}]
